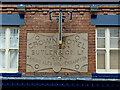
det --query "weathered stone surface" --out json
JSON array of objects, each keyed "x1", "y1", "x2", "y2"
[{"x1": 26, "y1": 33, "x2": 88, "y2": 72}]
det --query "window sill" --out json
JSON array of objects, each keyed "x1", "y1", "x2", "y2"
[{"x1": 92, "y1": 72, "x2": 120, "y2": 78}]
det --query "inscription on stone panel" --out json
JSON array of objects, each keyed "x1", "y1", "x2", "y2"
[{"x1": 26, "y1": 33, "x2": 88, "y2": 72}]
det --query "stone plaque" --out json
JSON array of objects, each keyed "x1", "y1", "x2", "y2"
[{"x1": 26, "y1": 33, "x2": 88, "y2": 72}]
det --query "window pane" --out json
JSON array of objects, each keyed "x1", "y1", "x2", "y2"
[
  {"x1": 110, "y1": 29, "x2": 120, "y2": 37},
  {"x1": 97, "y1": 50, "x2": 105, "y2": 69},
  {"x1": 110, "y1": 38, "x2": 120, "y2": 48},
  {"x1": 110, "y1": 50, "x2": 120, "y2": 69},
  {"x1": 97, "y1": 38, "x2": 105, "y2": 48},
  {"x1": 10, "y1": 29, "x2": 19, "y2": 48},
  {"x1": 10, "y1": 50, "x2": 18, "y2": 68},
  {"x1": 97, "y1": 29, "x2": 105, "y2": 37},
  {"x1": 0, "y1": 28, "x2": 6, "y2": 48},
  {"x1": 0, "y1": 50, "x2": 5, "y2": 68}
]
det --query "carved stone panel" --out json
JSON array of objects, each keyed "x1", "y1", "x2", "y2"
[{"x1": 26, "y1": 33, "x2": 88, "y2": 72}]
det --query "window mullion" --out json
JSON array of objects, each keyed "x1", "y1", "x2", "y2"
[
  {"x1": 105, "y1": 28, "x2": 110, "y2": 72},
  {"x1": 5, "y1": 28, "x2": 10, "y2": 72},
  {"x1": 96, "y1": 29, "x2": 98, "y2": 72}
]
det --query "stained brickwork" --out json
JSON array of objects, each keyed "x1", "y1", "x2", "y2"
[{"x1": 1, "y1": 5, "x2": 120, "y2": 75}]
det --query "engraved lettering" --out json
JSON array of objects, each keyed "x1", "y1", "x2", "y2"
[
  {"x1": 75, "y1": 35, "x2": 80, "y2": 40},
  {"x1": 65, "y1": 50, "x2": 69, "y2": 55},
  {"x1": 77, "y1": 50, "x2": 83, "y2": 55},
  {"x1": 29, "y1": 43, "x2": 33, "y2": 49},
  {"x1": 67, "y1": 39, "x2": 71, "y2": 44},
  {"x1": 77, "y1": 42, "x2": 82, "y2": 47},
  {"x1": 27, "y1": 33, "x2": 88, "y2": 72},
  {"x1": 32, "y1": 50, "x2": 35, "y2": 55},
  {"x1": 35, "y1": 35, "x2": 40, "y2": 40},
  {"x1": 36, "y1": 50, "x2": 40, "y2": 55},
  {"x1": 54, "y1": 50, "x2": 57, "y2": 55},
  {"x1": 39, "y1": 40, "x2": 43, "y2": 45},
  {"x1": 43, "y1": 61, "x2": 52, "y2": 65},
  {"x1": 33, "y1": 41, "x2": 38, "y2": 47}
]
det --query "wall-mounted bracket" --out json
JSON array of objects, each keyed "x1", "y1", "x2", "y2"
[
  {"x1": 17, "y1": 4, "x2": 26, "y2": 14},
  {"x1": 69, "y1": 10, "x2": 72, "y2": 20},
  {"x1": 58, "y1": 8, "x2": 62, "y2": 48},
  {"x1": 49, "y1": 9, "x2": 72, "y2": 20},
  {"x1": 49, "y1": 9, "x2": 72, "y2": 49},
  {"x1": 56, "y1": 18, "x2": 65, "y2": 22},
  {"x1": 49, "y1": 10, "x2": 52, "y2": 20}
]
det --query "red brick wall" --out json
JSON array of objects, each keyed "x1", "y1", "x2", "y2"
[{"x1": 1, "y1": 5, "x2": 120, "y2": 75}]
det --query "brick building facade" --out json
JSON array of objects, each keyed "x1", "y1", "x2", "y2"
[{"x1": 0, "y1": 1, "x2": 120, "y2": 77}]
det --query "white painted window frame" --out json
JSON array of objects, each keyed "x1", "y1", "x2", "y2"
[
  {"x1": 0, "y1": 26, "x2": 19, "y2": 73},
  {"x1": 96, "y1": 27, "x2": 120, "y2": 73}
]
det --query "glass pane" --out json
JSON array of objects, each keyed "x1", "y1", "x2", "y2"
[
  {"x1": 97, "y1": 29, "x2": 105, "y2": 37},
  {"x1": 0, "y1": 50, "x2": 5, "y2": 68},
  {"x1": 10, "y1": 29, "x2": 19, "y2": 48},
  {"x1": 97, "y1": 38, "x2": 105, "y2": 48},
  {"x1": 0, "y1": 28, "x2": 6, "y2": 48},
  {"x1": 110, "y1": 29, "x2": 120, "y2": 37},
  {"x1": 110, "y1": 38, "x2": 120, "y2": 48},
  {"x1": 110, "y1": 50, "x2": 120, "y2": 69},
  {"x1": 97, "y1": 50, "x2": 105, "y2": 69},
  {"x1": 10, "y1": 50, "x2": 18, "y2": 68}
]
